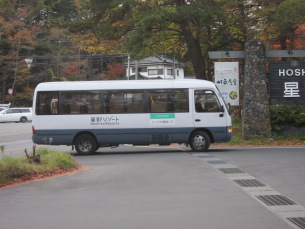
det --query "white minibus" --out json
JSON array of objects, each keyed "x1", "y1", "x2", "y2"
[{"x1": 32, "y1": 79, "x2": 232, "y2": 154}]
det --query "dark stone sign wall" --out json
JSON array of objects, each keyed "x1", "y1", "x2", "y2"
[
  {"x1": 269, "y1": 61, "x2": 305, "y2": 105},
  {"x1": 242, "y1": 40, "x2": 272, "y2": 139}
]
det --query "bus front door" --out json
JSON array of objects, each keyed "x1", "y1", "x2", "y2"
[{"x1": 193, "y1": 89, "x2": 227, "y2": 139}]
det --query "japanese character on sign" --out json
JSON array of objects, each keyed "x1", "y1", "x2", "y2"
[
  {"x1": 216, "y1": 79, "x2": 237, "y2": 86},
  {"x1": 90, "y1": 116, "x2": 119, "y2": 125},
  {"x1": 283, "y1": 82, "x2": 300, "y2": 98}
]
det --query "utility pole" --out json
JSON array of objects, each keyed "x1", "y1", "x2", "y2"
[
  {"x1": 88, "y1": 52, "x2": 93, "y2": 80},
  {"x1": 127, "y1": 55, "x2": 131, "y2": 80},
  {"x1": 173, "y1": 55, "x2": 176, "y2": 79},
  {"x1": 135, "y1": 60, "x2": 139, "y2": 80}
]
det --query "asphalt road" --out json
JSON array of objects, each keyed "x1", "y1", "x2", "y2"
[
  {"x1": 211, "y1": 147, "x2": 305, "y2": 207},
  {"x1": 0, "y1": 122, "x2": 33, "y2": 157},
  {"x1": 1, "y1": 122, "x2": 305, "y2": 229}
]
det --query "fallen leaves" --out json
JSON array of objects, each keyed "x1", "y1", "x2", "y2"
[{"x1": 0, "y1": 166, "x2": 90, "y2": 189}]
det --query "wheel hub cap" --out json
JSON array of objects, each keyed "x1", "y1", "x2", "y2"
[
  {"x1": 80, "y1": 141, "x2": 92, "y2": 152},
  {"x1": 193, "y1": 135, "x2": 205, "y2": 149}
]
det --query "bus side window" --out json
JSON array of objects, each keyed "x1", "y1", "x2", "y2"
[
  {"x1": 62, "y1": 105, "x2": 71, "y2": 114},
  {"x1": 148, "y1": 89, "x2": 189, "y2": 113},
  {"x1": 37, "y1": 92, "x2": 59, "y2": 115},
  {"x1": 148, "y1": 90, "x2": 167, "y2": 113},
  {"x1": 60, "y1": 92, "x2": 72, "y2": 114},
  {"x1": 60, "y1": 91, "x2": 101, "y2": 114},
  {"x1": 125, "y1": 91, "x2": 144, "y2": 113},
  {"x1": 104, "y1": 91, "x2": 125, "y2": 114},
  {"x1": 79, "y1": 92, "x2": 100, "y2": 114},
  {"x1": 195, "y1": 90, "x2": 221, "y2": 113},
  {"x1": 171, "y1": 89, "x2": 189, "y2": 112},
  {"x1": 104, "y1": 90, "x2": 145, "y2": 114},
  {"x1": 80, "y1": 104, "x2": 88, "y2": 114}
]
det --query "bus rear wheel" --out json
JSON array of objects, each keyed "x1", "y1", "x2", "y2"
[
  {"x1": 189, "y1": 131, "x2": 210, "y2": 152},
  {"x1": 74, "y1": 134, "x2": 97, "y2": 155}
]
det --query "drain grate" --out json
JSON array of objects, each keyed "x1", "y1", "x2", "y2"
[
  {"x1": 287, "y1": 217, "x2": 305, "y2": 229},
  {"x1": 197, "y1": 155, "x2": 215, "y2": 158},
  {"x1": 218, "y1": 168, "x2": 245, "y2": 174},
  {"x1": 257, "y1": 195, "x2": 296, "y2": 206},
  {"x1": 234, "y1": 179, "x2": 266, "y2": 187},
  {"x1": 207, "y1": 160, "x2": 226, "y2": 164}
]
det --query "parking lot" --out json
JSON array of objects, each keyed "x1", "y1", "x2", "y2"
[{"x1": 1, "y1": 122, "x2": 305, "y2": 229}]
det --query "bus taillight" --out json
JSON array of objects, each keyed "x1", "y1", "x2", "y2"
[{"x1": 32, "y1": 126, "x2": 35, "y2": 135}]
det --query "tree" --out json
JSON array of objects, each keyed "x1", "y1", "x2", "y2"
[
  {"x1": 74, "y1": 1, "x2": 196, "y2": 79},
  {"x1": 0, "y1": 0, "x2": 38, "y2": 104},
  {"x1": 0, "y1": 0, "x2": 88, "y2": 105},
  {"x1": 0, "y1": 0, "x2": 304, "y2": 106},
  {"x1": 100, "y1": 62, "x2": 126, "y2": 80},
  {"x1": 251, "y1": 0, "x2": 305, "y2": 49},
  {"x1": 276, "y1": 0, "x2": 305, "y2": 49},
  {"x1": 75, "y1": 0, "x2": 258, "y2": 80}
]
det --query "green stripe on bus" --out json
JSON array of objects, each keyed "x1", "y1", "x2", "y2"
[{"x1": 150, "y1": 113, "x2": 175, "y2": 119}]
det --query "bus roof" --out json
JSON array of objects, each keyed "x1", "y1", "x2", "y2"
[{"x1": 34, "y1": 79, "x2": 217, "y2": 91}]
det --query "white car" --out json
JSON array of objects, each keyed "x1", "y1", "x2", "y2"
[{"x1": 0, "y1": 108, "x2": 32, "y2": 123}]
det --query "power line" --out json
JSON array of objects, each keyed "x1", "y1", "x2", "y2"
[{"x1": 1, "y1": 54, "x2": 128, "y2": 62}]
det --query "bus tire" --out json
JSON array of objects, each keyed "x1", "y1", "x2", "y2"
[
  {"x1": 74, "y1": 134, "x2": 97, "y2": 155},
  {"x1": 189, "y1": 131, "x2": 210, "y2": 152}
]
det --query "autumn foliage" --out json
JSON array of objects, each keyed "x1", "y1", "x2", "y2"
[
  {"x1": 1, "y1": 0, "x2": 305, "y2": 106},
  {"x1": 100, "y1": 63, "x2": 126, "y2": 80}
]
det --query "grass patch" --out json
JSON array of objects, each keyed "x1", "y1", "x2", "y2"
[
  {"x1": 218, "y1": 118, "x2": 305, "y2": 146},
  {"x1": 0, "y1": 148, "x2": 79, "y2": 187}
]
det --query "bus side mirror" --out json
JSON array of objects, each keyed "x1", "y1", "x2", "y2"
[{"x1": 227, "y1": 103, "x2": 231, "y2": 115}]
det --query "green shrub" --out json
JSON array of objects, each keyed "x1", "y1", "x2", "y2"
[
  {"x1": 219, "y1": 116, "x2": 305, "y2": 145},
  {"x1": 0, "y1": 157, "x2": 35, "y2": 183},
  {"x1": 0, "y1": 149, "x2": 78, "y2": 185},
  {"x1": 40, "y1": 150, "x2": 78, "y2": 171},
  {"x1": 270, "y1": 105, "x2": 305, "y2": 131}
]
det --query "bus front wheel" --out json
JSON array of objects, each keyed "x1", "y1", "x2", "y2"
[
  {"x1": 189, "y1": 131, "x2": 210, "y2": 152},
  {"x1": 74, "y1": 134, "x2": 97, "y2": 155}
]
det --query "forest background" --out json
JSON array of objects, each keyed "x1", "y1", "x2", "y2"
[{"x1": 0, "y1": 0, "x2": 305, "y2": 106}]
